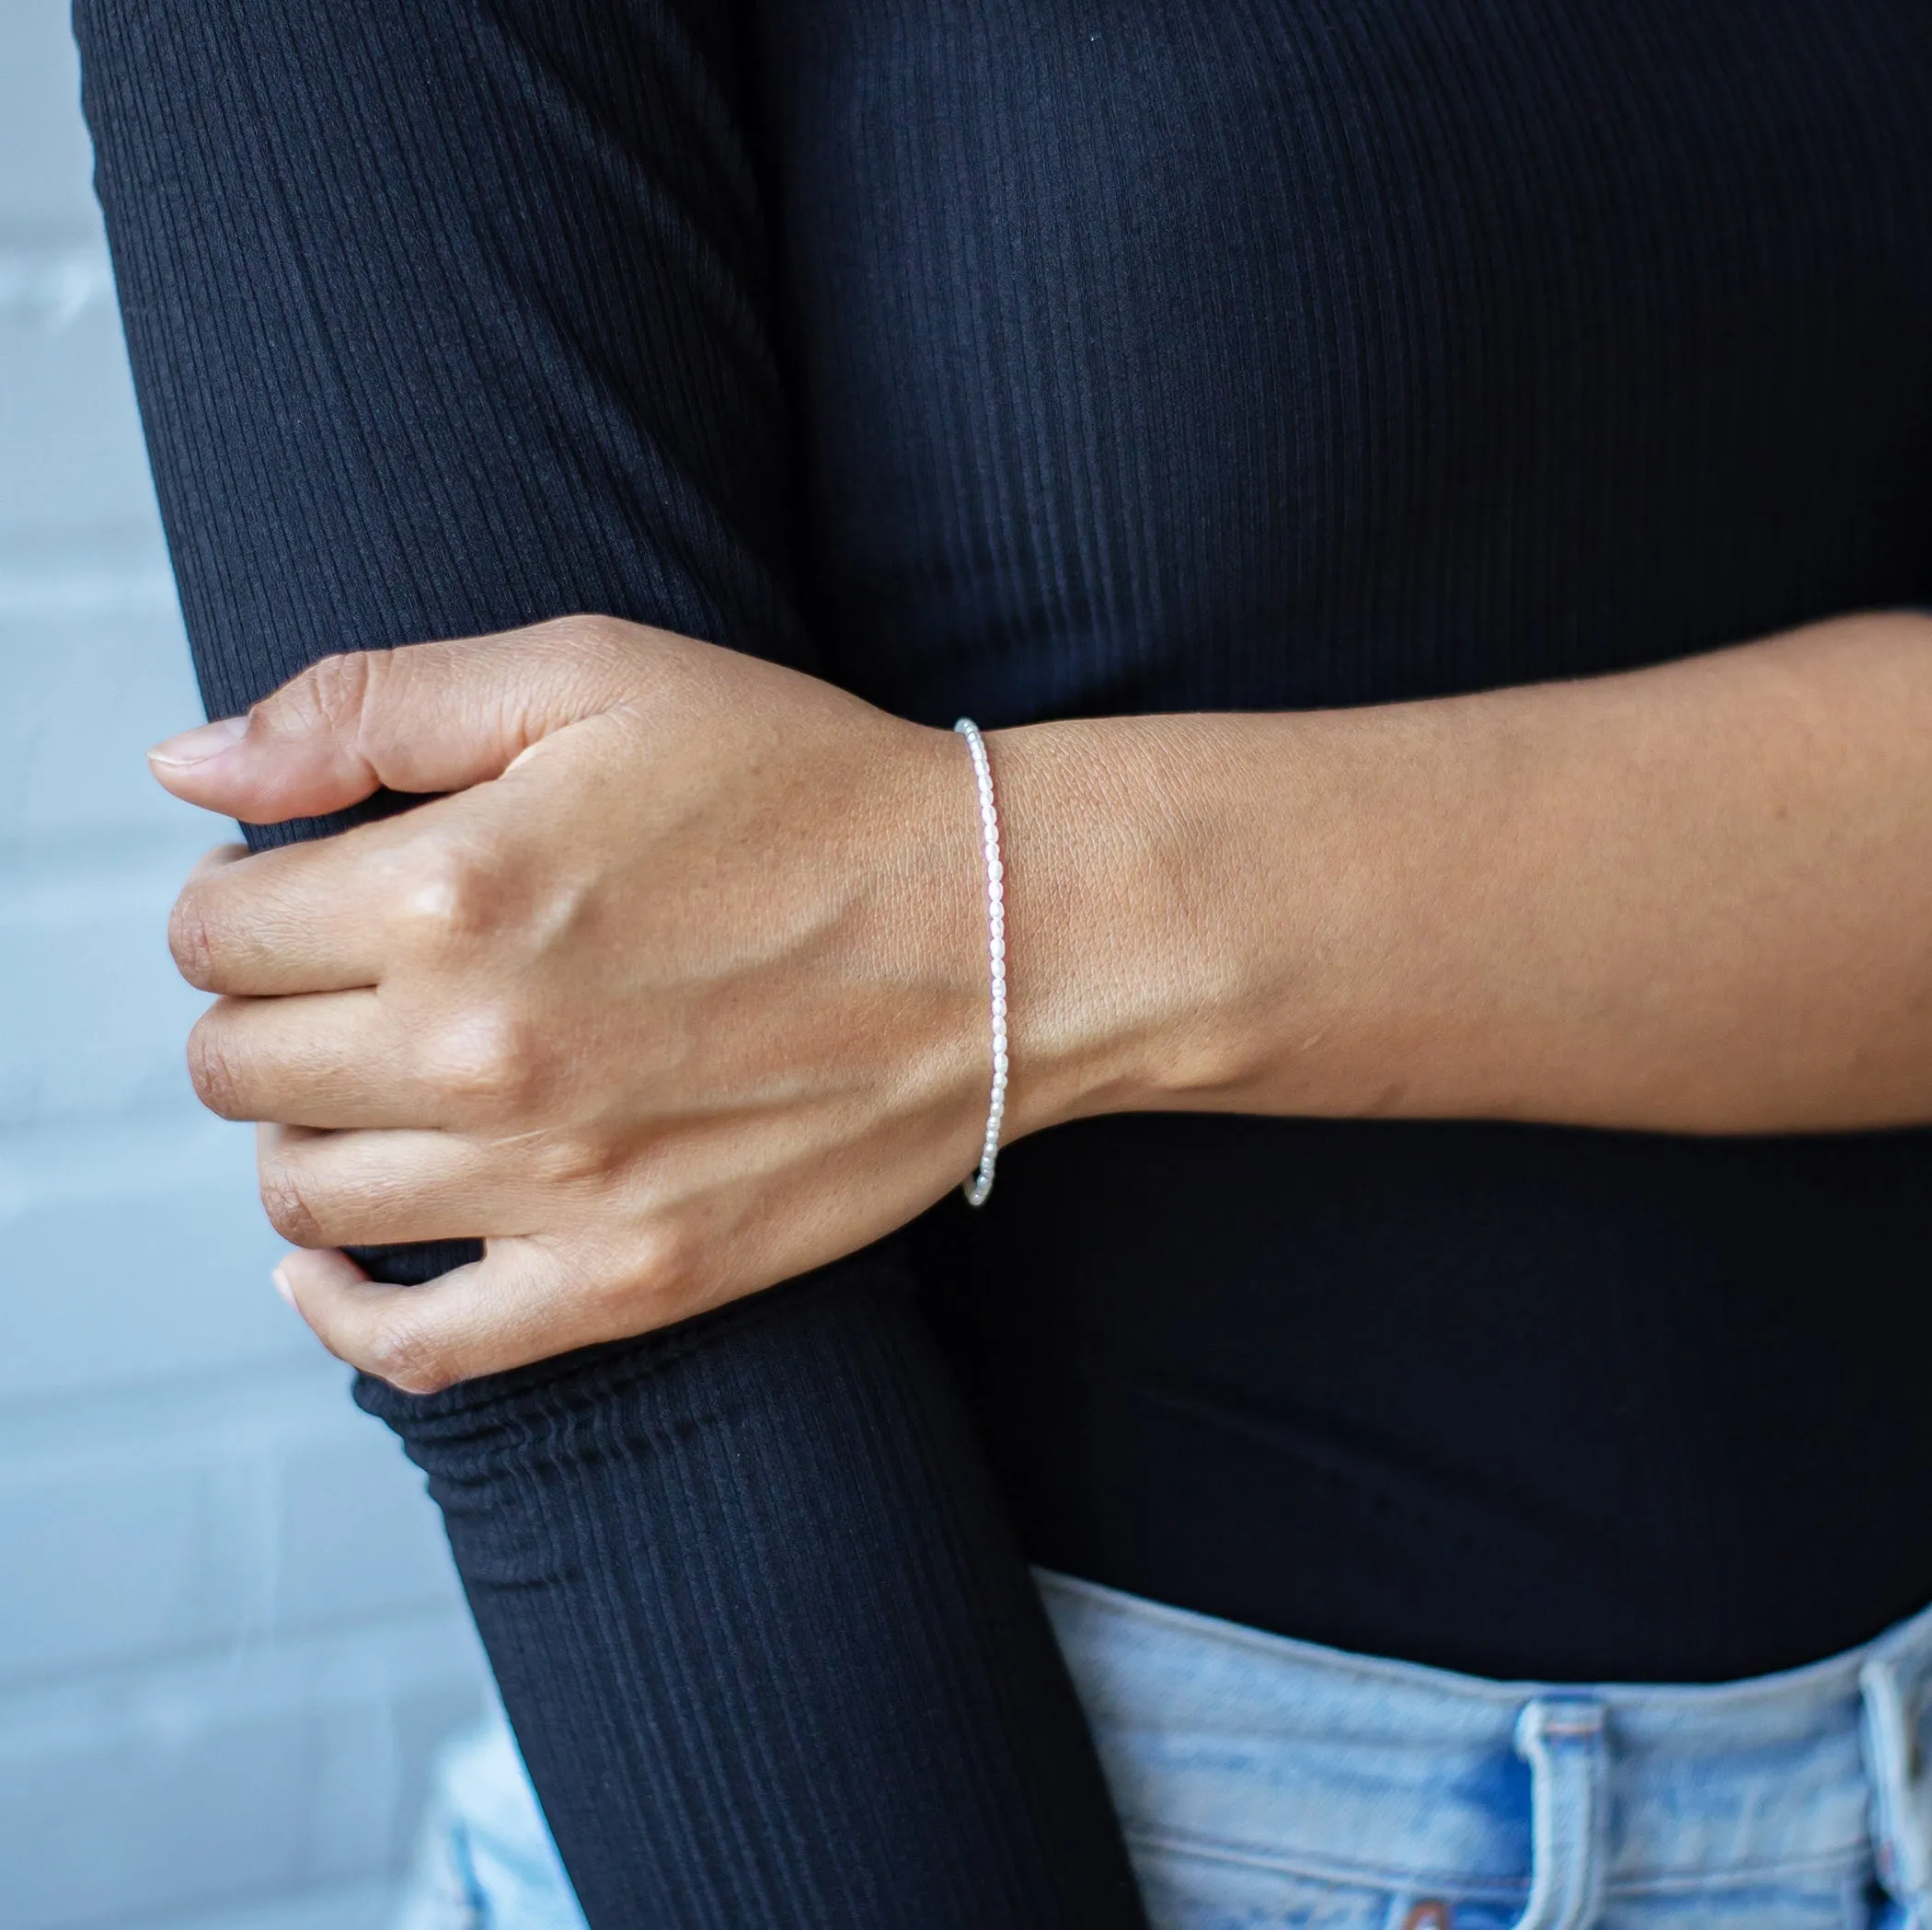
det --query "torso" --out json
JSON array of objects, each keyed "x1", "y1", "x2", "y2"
[{"x1": 759, "y1": 0, "x2": 1932, "y2": 1680}]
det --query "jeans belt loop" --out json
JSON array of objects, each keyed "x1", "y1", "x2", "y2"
[
  {"x1": 1862, "y1": 1653, "x2": 1932, "y2": 1924},
  {"x1": 1511, "y1": 1695, "x2": 1608, "y2": 1930}
]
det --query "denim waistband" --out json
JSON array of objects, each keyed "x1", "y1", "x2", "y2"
[{"x1": 1039, "y1": 1570, "x2": 1932, "y2": 1918}]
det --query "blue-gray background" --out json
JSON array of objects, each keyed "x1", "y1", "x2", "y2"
[{"x1": 0, "y1": 8, "x2": 490, "y2": 1924}]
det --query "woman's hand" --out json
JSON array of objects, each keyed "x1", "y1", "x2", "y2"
[
  {"x1": 155, "y1": 608, "x2": 1932, "y2": 1392},
  {"x1": 149, "y1": 619, "x2": 1055, "y2": 1391}
]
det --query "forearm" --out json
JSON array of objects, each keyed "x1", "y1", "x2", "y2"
[
  {"x1": 1004, "y1": 610, "x2": 1932, "y2": 1138},
  {"x1": 361, "y1": 1258, "x2": 1145, "y2": 1930},
  {"x1": 82, "y1": 0, "x2": 1146, "y2": 1918}
]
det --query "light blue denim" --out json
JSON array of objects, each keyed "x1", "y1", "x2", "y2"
[{"x1": 397, "y1": 1569, "x2": 1932, "y2": 1929}]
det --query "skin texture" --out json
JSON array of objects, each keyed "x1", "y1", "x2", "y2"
[{"x1": 150, "y1": 609, "x2": 1932, "y2": 1392}]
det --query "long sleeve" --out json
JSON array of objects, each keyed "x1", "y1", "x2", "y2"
[{"x1": 75, "y1": 2, "x2": 1144, "y2": 1922}]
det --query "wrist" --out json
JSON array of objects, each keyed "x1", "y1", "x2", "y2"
[{"x1": 987, "y1": 717, "x2": 1260, "y2": 1139}]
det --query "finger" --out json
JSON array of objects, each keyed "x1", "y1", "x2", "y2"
[
  {"x1": 257, "y1": 1122, "x2": 527, "y2": 1247},
  {"x1": 167, "y1": 805, "x2": 453, "y2": 994},
  {"x1": 190, "y1": 991, "x2": 431, "y2": 1126},
  {"x1": 170, "y1": 831, "x2": 408, "y2": 994},
  {"x1": 147, "y1": 620, "x2": 648, "y2": 823},
  {"x1": 277, "y1": 1237, "x2": 610, "y2": 1394}
]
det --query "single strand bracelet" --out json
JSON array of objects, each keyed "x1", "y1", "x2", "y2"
[{"x1": 954, "y1": 718, "x2": 1006, "y2": 1206}]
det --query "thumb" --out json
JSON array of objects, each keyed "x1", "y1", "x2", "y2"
[
  {"x1": 147, "y1": 620, "x2": 640, "y2": 822},
  {"x1": 274, "y1": 1237, "x2": 607, "y2": 1392}
]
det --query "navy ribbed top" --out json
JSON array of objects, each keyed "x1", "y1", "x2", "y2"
[
  {"x1": 764, "y1": 0, "x2": 1932, "y2": 1680},
  {"x1": 95, "y1": 0, "x2": 1932, "y2": 1684}
]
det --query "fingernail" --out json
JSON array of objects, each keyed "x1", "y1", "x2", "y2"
[
  {"x1": 271, "y1": 1265, "x2": 294, "y2": 1306},
  {"x1": 150, "y1": 714, "x2": 249, "y2": 768}
]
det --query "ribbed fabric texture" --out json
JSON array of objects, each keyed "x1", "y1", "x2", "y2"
[
  {"x1": 769, "y1": 0, "x2": 1932, "y2": 726},
  {"x1": 757, "y1": 0, "x2": 1932, "y2": 1683},
  {"x1": 77, "y1": 0, "x2": 1932, "y2": 1895},
  {"x1": 358, "y1": 1259, "x2": 1147, "y2": 1928},
  {"x1": 77, "y1": 3, "x2": 1144, "y2": 1924}
]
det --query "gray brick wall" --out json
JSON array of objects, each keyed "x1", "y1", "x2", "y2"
[{"x1": 0, "y1": 9, "x2": 489, "y2": 1926}]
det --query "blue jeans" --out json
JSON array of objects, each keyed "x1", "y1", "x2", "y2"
[{"x1": 402, "y1": 1572, "x2": 1932, "y2": 1929}]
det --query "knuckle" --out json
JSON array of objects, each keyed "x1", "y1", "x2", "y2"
[
  {"x1": 395, "y1": 839, "x2": 504, "y2": 952},
  {"x1": 627, "y1": 1215, "x2": 707, "y2": 1322},
  {"x1": 419, "y1": 1005, "x2": 544, "y2": 1118},
  {"x1": 531, "y1": 613, "x2": 645, "y2": 694},
  {"x1": 529, "y1": 1131, "x2": 623, "y2": 1193},
  {"x1": 297, "y1": 650, "x2": 379, "y2": 735},
  {"x1": 168, "y1": 890, "x2": 223, "y2": 989},
  {"x1": 186, "y1": 1015, "x2": 247, "y2": 1120},
  {"x1": 362, "y1": 1312, "x2": 454, "y2": 1396},
  {"x1": 258, "y1": 1155, "x2": 327, "y2": 1246}
]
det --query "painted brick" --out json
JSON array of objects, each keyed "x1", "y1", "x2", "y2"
[
  {"x1": 1, "y1": 1112, "x2": 323, "y2": 1403},
  {"x1": 0, "y1": 1449, "x2": 255, "y2": 1685},
  {"x1": 0, "y1": 848, "x2": 209, "y2": 1124},
  {"x1": 272, "y1": 1422, "x2": 466, "y2": 1636},
  {"x1": 0, "y1": 1617, "x2": 485, "y2": 1930},
  {"x1": 0, "y1": 569, "x2": 206, "y2": 851},
  {"x1": 0, "y1": 293, "x2": 159, "y2": 543},
  {"x1": 0, "y1": 1365, "x2": 464, "y2": 1687},
  {"x1": 0, "y1": 0, "x2": 98, "y2": 232},
  {"x1": 127, "y1": 1878, "x2": 407, "y2": 1930},
  {"x1": 0, "y1": 7, "x2": 492, "y2": 1925}
]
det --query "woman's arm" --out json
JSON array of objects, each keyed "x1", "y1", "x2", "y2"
[
  {"x1": 77, "y1": 2, "x2": 1144, "y2": 1924},
  {"x1": 997, "y1": 609, "x2": 1932, "y2": 1138},
  {"x1": 148, "y1": 603, "x2": 1932, "y2": 1404}
]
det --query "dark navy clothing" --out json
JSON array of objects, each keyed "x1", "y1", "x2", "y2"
[
  {"x1": 79, "y1": 0, "x2": 1932, "y2": 1920},
  {"x1": 778, "y1": 0, "x2": 1932, "y2": 1683}
]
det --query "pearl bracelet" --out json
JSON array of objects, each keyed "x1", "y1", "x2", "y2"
[{"x1": 954, "y1": 718, "x2": 1006, "y2": 1207}]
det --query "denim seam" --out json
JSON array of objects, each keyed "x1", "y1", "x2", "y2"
[
  {"x1": 1606, "y1": 1850, "x2": 1876, "y2": 1901},
  {"x1": 1041, "y1": 1568, "x2": 1932, "y2": 1717},
  {"x1": 1121, "y1": 1821, "x2": 1869, "y2": 1901},
  {"x1": 1121, "y1": 1822, "x2": 1529, "y2": 1904}
]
